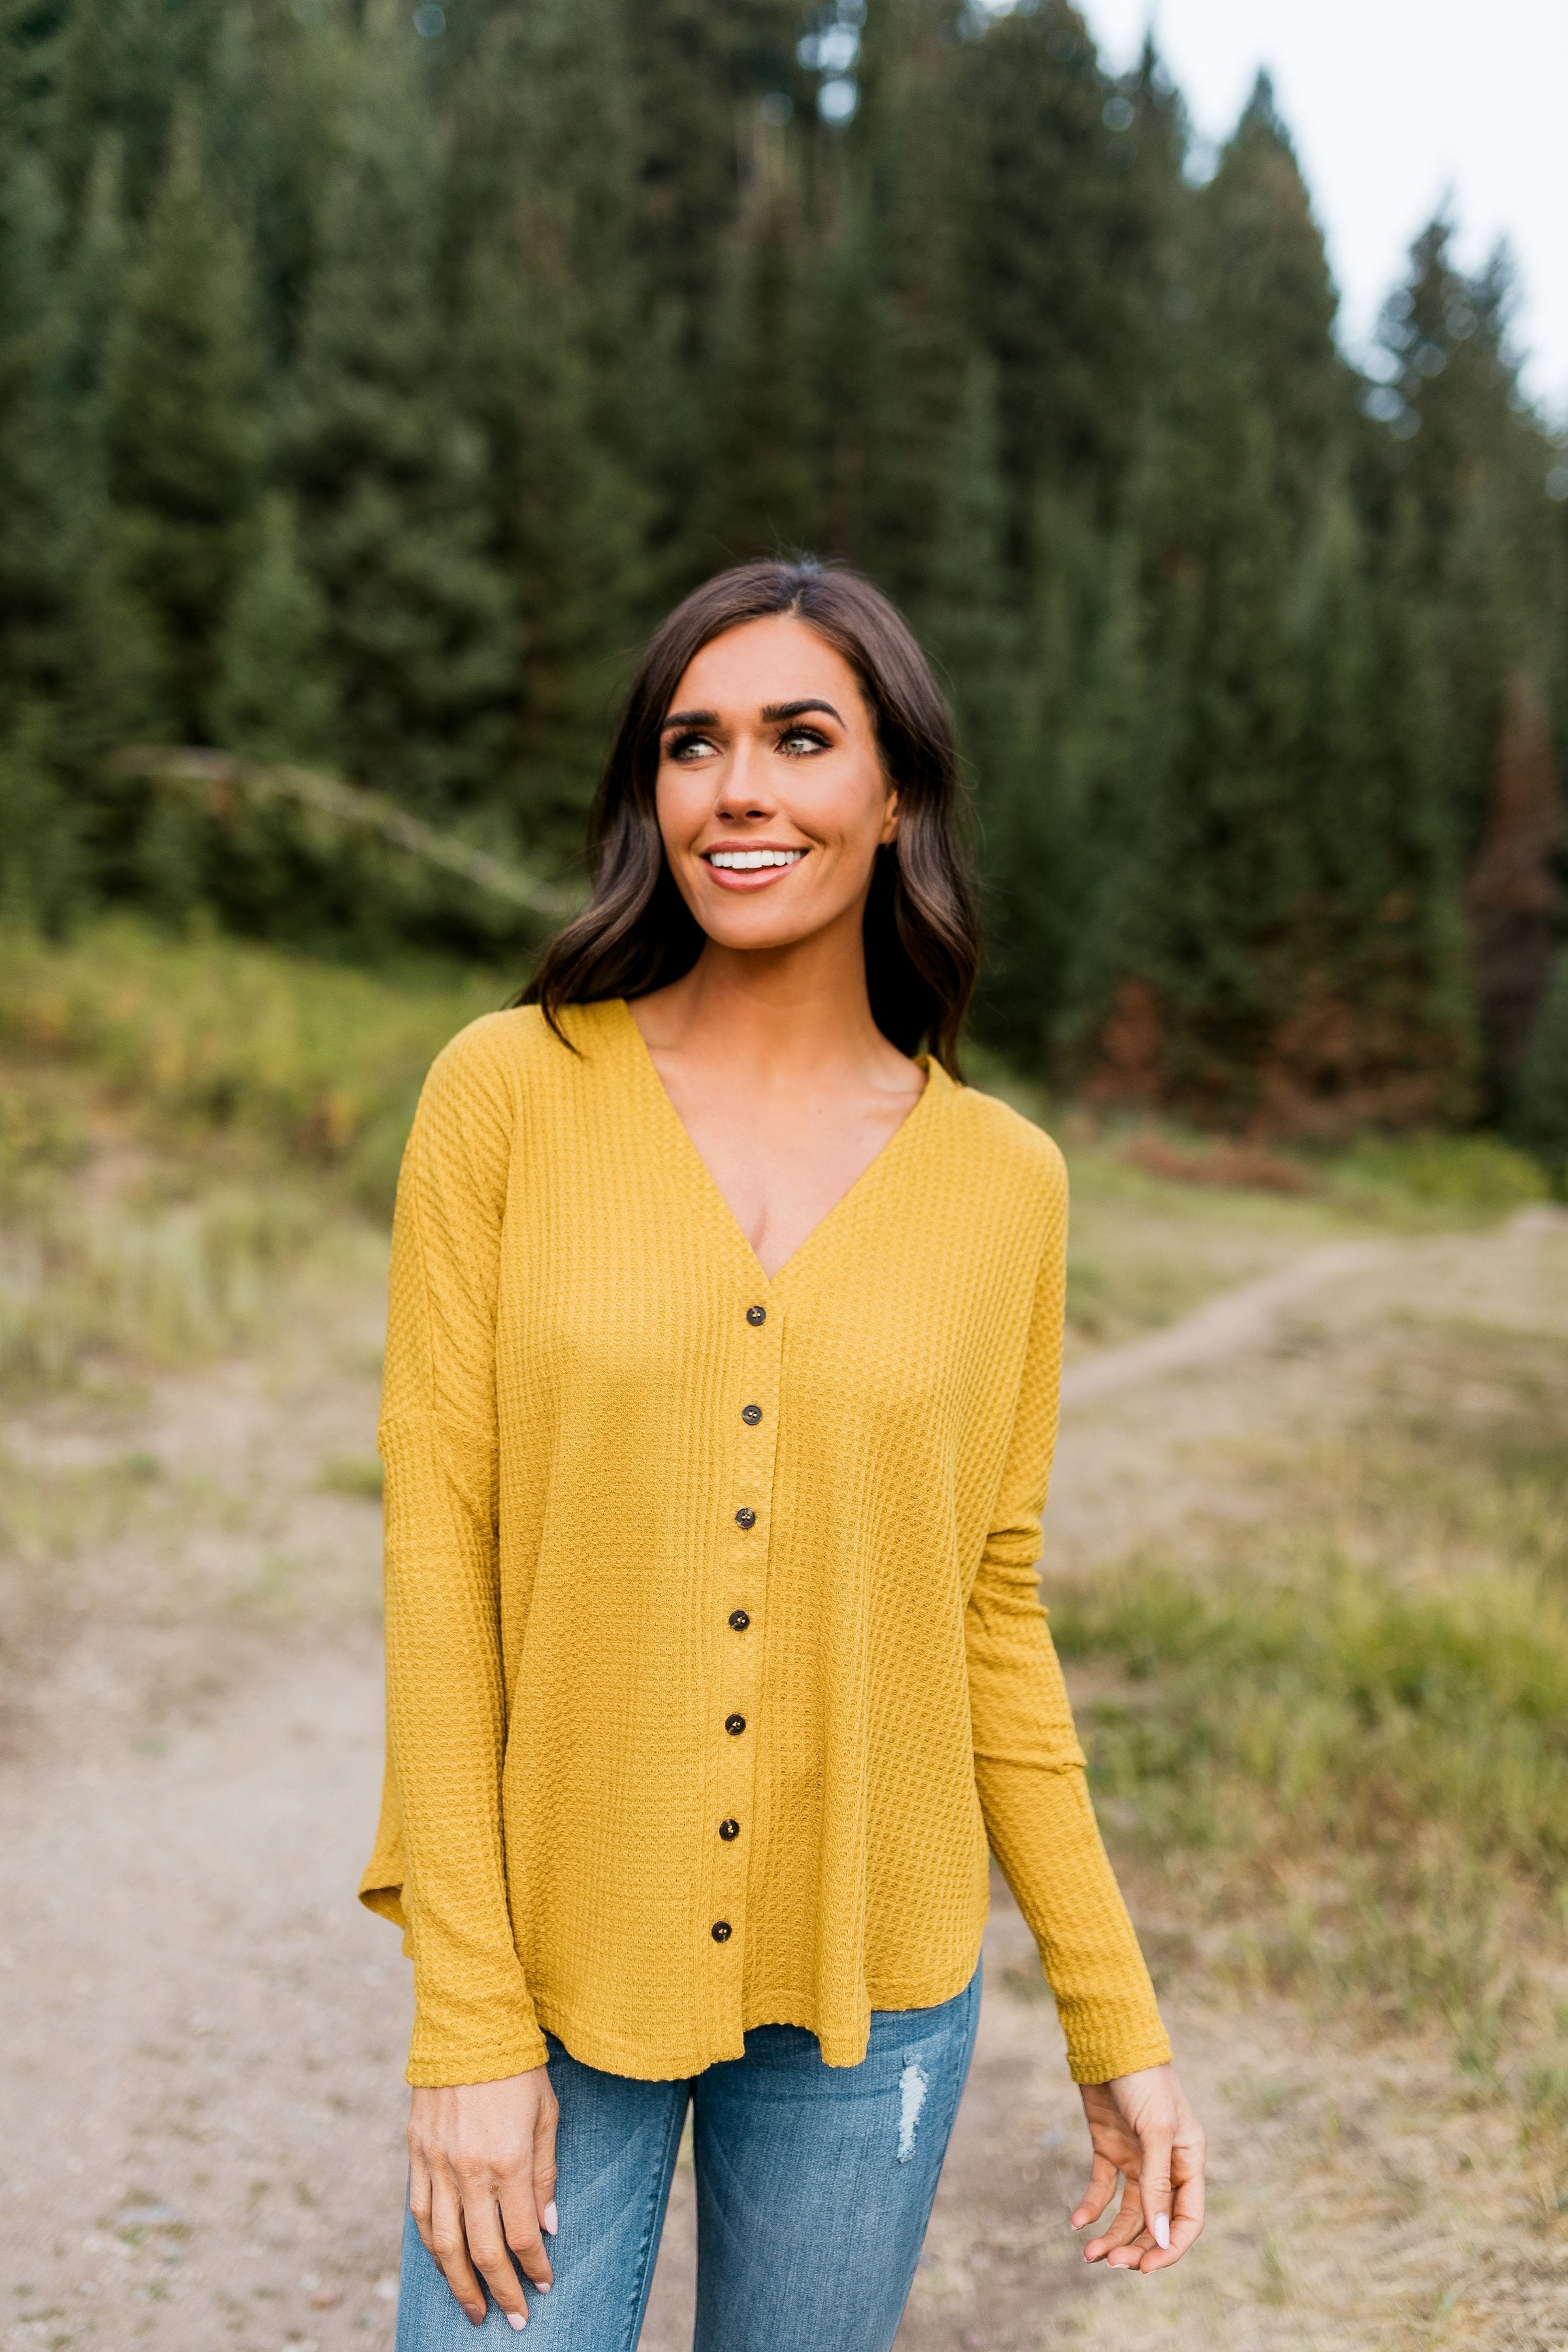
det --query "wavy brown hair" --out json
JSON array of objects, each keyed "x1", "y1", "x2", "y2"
[{"x1": 521, "y1": 559, "x2": 980, "y2": 1073}]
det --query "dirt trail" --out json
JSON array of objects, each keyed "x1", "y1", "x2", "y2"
[{"x1": 4, "y1": 1219, "x2": 1566, "y2": 2350}]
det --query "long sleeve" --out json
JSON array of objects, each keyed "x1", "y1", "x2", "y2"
[
  {"x1": 376, "y1": 1024, "x2": 547, "y2": 2087},
  {"x1": 967, "y1": 1158, "x2": 1172, "y2": 2084}
]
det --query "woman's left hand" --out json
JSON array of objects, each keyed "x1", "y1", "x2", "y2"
[{"x1": 1071, "y1": 2063, "x2": 1206, "y2": 2272}]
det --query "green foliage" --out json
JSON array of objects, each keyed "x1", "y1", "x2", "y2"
[
  {"x1": 285, "y1": 25, "x2": 509, "y2": 819},
  {"x1": 453, "y1": 0, "x2": 648, "y2": 855},
  {"x1": 0, "y1": 915, "x2": 500, "y2": 1210},
  {"x1": 1328, "y1": 1130, "x2": 1544, "y2": 1215},
  {"x1": 1512, "y1": 951, "x2": 1568, "y2": 1191},
  {"x1": 209, "y1": 492, "x2": 337, "y2": 764},
  {"x1": 0, "y1": 709, "x2": 86, "y2": 932},
  {"x1": 102, "y1": 114, "x2": 258, "y2": 738}
]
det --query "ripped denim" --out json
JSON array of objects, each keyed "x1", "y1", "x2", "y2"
[{"x1": 394, "y1": 1970, "x2": 981, "y2": 2352}]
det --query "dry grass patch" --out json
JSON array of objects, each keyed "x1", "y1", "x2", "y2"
[{"x1": 1054, "y1": 1330, "x2": 1568, "y2": 2114}]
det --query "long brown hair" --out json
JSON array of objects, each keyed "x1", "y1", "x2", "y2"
[{"x1": 521, "y1": 559, "x2": 981, "y2": 1073}]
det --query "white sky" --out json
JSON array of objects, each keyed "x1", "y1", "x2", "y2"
[{"x1": 1075, "y1": 0, "x2": 1568, "y2": 420}]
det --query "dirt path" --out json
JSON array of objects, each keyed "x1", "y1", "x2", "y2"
[{"x1": 5, "y1": 1220, "x2": 1566, "y2": 2351}]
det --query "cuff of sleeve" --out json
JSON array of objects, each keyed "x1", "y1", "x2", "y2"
[
  {"x1": 1063, "y1": 2027, "x2": 1174, "y2": 2085},
  {"x1": 406, "y1": 2025, "x2": 551, "y2": 2088}
]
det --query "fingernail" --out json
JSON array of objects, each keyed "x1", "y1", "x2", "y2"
[
  {"x1": 506, "y1": 2315, "x2": 526, "y2": 2333},
  {"x1": 543, "y1": 2201, "x2": 558, "y2": 2235},
  {"x1": 537, "y1": 2281, "x2": 551, "y2": 2293},
  {"x1": 1154, "y1": 2213, "x2": 1171, "y2": 2249}
]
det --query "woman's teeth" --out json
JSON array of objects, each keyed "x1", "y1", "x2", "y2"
[{"x1": 707, "y1": 849, "x2": 804, "y2": 870}]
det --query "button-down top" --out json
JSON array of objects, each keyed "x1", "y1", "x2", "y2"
[{"x1": 360, "y1": 1000, "x2": 1170, "y2": 2087}]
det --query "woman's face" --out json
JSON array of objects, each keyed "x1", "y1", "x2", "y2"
[{"x1": 655, "y1": 615, "x2": 899, "y2": 955}]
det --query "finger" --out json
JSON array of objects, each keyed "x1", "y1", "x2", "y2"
[
  {"x1": 500, "y1": 2176, "x2": 554, "y2": 2294},
  {"x1": 428, "y1": 2172, "x2": 487, "y2": 2327},
  {"x1": 1136, "y1": 2157, "x2": 1207, "y2": 2272},
  {"x1": 1137, "y1": 2132, "x2": 1174, "y2": 2253},
  {"x1": 1070, "y1": 2150, "x2": 1120, "y2": 2231},
  {"x1": 408, "y1": 2150, "x2": 435, "y2": 2250},
  {"x1": 462, "y1": 2184, "x2": 532, "y2": 2330},
  {"x1": 1088, "y1": 2180, "x2": 1152, "y2": 2266},
  {"x1": 534, "y1": 2083, "x2": 559, "y2": 2241}
]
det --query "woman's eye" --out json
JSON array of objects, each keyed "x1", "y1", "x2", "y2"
[
  {"x1": 778, "y1": 727, "x2": 829, "y2": 757},
  {"x1": 668, "y1": 732, "x2": 717, "y2": 760}
]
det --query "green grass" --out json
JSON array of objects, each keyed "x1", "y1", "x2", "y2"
[
  {"x1": 1053, "y1": 1375, "x2": 1568, "y2": 2061},
  {"x1": 0, "y1": 915, "x2": 503, "y2": 1210},
  {"x1": 972, "y1": 1064, "x2": 1546, "y2": 1348}
]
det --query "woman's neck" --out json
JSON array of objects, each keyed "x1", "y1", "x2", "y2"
[{"x1": 632, "y1": 920, "x2": 911, "y2": 1093}]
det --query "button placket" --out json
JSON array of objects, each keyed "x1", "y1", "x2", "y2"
[{"x1": 706, "y1": 1292, "x2": 781, "y2": 2003}]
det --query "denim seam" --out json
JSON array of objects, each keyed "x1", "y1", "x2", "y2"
[{"x1": 614, "y1": 2085, "x2": 690, "y2": 2352}]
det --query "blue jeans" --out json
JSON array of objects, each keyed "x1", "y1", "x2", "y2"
[{"x1": 395, "y1": 1971, "x2": 980, "y2": 2351}]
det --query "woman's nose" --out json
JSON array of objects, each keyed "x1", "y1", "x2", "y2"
[{"x1": 713, "y1": 736, "x2": 777, "y2": 818}]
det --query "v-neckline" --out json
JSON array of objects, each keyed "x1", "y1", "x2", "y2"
[{"x1": 609, "y1": 996, "x2": 945, "y2": 1292}]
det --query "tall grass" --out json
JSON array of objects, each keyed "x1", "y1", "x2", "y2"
[
  {"x1": 0, "y1": 917, "x2": 474, "y2": 1387},
  {"x1": 0, "y1": 1182, "x2": 351, "y2": 1395},
  {"x1": 1053, "y1": 1389, "x2": 1568, "y2": 2065},
  {"x1": 0, "y1": 916, "x2": 501, "y2": 1209}
]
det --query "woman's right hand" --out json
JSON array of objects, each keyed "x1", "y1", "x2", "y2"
[{"x1": 408, "y1": 2068, "x2": 560, "y2": 2329}]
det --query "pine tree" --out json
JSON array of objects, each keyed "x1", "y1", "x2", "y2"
[
  {"x1": 624, "y1": 0, "x2": 807, "y2": 362},
  {"x1": 1368, "y1": 220, "x2": 1563, "y2": 1096},
  {"x1": 953, "y1": 0, "x2": 1183, "y2": 521},
  {"x1": 923, "y1": 355, "x2": 1015, "y2": 759},
  {"x1": 50, "y1": 0, "x2": 226, "y2": 215},
  {"x1": 209, "y1": 491, "x2": 337, "y2": 764},
  {"x1": 847, "y1": 0, "x2": 968, "y2": 605},
  {"x1": 285, "y1": 15, "x2": 509, "y2": 819},
  {"x1": 463, "y1": 228, "x2": 646, "y2": 857},
  {"x1": 449, "y1": 0, "x2": 649, "y2": 854},
  {"x1": 1071, "y1": 354, "x2": 1309, "y2": 1120},
  {"x1": 0, "y1": 140, "x2": 77, "y2": 709},
  {"x1": 975, "y1": 516, "x2": 1149, "y2": 1075},
  {"x1": 701, "y1": 139, "x2": 821, "y2": 564},
  {"x1": 1190, "y1": 73, "x2": 1353, "y2": 534},
  {"x1": 103, "y1": 114, "x2": 258, "y2": 740},
  {"x1": 1286, "y1": 494, "x2": 1474, "y2": 1120},
  {"x1": 54, "y1": 133, "x2": 171, "y2": 772}
]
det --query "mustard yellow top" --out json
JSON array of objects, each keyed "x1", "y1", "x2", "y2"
[{"x1": 360, "y1": 999, "x2": 1170, "y2": 2089}]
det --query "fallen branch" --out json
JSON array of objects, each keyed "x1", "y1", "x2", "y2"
[{"x1": 114, "y1": 745, "x2": 581, "y2": 921}]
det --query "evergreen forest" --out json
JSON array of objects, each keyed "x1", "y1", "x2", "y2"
[{"x1": 1, "y1": 0, "x2": 1566, "y2": 1143}]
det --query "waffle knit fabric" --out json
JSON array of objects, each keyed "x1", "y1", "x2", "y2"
[{"x1": 359, "y1": 997, "x2": 1171, "y2": 2089}]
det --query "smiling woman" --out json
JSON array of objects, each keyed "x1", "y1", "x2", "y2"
[
  {"x1": 521, "y1": 561, "x2": 979, "y2": 1072},
  {"x1": 370, "y1": 559, "x2": 1205, "y2": 2350}
]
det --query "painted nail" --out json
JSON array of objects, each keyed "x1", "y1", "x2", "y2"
[
  {"x1": 537, "y1": 2281, "x2": 551, "y2": 2293},
  {"x1": 543, "y1": 2201, "x2": 559, "y2": 2235},
  {"x1": 506, "y1": 2314, "x2": 526, "y2": 2332},
  {"x1": 1153, "y1": 2213, "x2": 1171, "y2": 2249}
]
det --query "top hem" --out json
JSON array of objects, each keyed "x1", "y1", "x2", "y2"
[{"x1": 525, "y1": 1950, "x2": 984, "y2": 2082}]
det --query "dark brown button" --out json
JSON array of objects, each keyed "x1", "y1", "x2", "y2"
[
  {"x1": 728, "y1": 1609, "x2": 750, "y2": 1631},
  {"x1": 741, "y1": 1403, "x2": 762, "y2": 1426},
  {"x1": 725, "y1": 1712, "x2": 746, "y2": 1735},
  {"x1": 746, "y1": 1305, "x2": 766, "y2": 1326},
  {"x1": 711, "y1": 1919, "x2": 732, "y2": 1942},
  {"x1": 735, "y1": 1508, "x2": 756, "y2": 1530},
  {"x1": 719, "y1": 1818, "x2": 741, "y2": 1842}
]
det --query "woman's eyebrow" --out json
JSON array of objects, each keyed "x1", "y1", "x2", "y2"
[
  {"x1": 660, "y1": 698, "x2": 845, "y2": 732},
  {"x1": 761, "y1": 698, "x2": 843, "y2": 725}
]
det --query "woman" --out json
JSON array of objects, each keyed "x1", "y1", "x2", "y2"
[{"x1": 363, "y1": 559, "x2": 1205, "y2": 2349}]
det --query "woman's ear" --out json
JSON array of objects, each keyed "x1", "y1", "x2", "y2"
[{"x1": 879, "y1": 786, "x2": 901, "y2": 846}]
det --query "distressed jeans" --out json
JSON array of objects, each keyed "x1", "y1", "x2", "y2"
[{"x1": 395, "y1": 1970, "x2": 981, "y2": 2352}]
